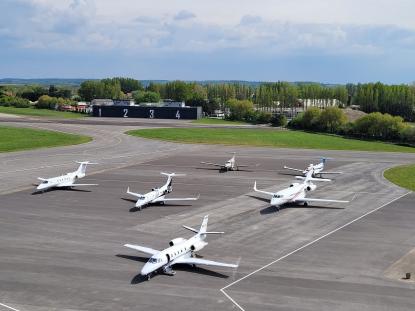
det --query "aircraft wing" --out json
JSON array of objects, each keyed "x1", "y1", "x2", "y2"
[
  {"x1": 37, "y1": 177, "x2": 48, "y2": 181},
  {"x1": 200, "y1": 161, "x2": 224, "y2": 167},
  {"x1": 320, "y1": 171, "x2": 343, "y2": 175},
  {"x1": 126, "y1": 187, "x2": 143, "y2": 198},
  {"x1": 153, "y1": 195, "x2": 199, "y2": 202},
  {"x1": 69, "y1": 183, "x2": 98, "y2": 187},
  {"x1": 124, "y1": 244, "x2": 159, "y2": 256},
  {"x1": 296, "y1": 197, "x2": 349, "y2": 203},
  {"x1": 253, "y1": 181, "x2": 274, "y2": 196},
  {"x1": 283, "y1": 166, "x2": 304, "y2": 172},
  {"x1": 174, "y1": 257, "x2": 238, "y2": 268}
]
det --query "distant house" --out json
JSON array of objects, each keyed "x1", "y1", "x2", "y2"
[
  {"x1": 298, "y1": 98, "x2": 341, "y2": 109},
  {"x1": 91, "y1": 99, "x2": 113, "y2": 106},
  {"x1": 113, "y1": 99, "x2": 135, "y2": 106},
  {"x1": 163, "y1": 99, "x2": 186, "y2": 108}
]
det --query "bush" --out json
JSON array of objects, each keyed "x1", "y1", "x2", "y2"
[
  {"x1": 0, "y1": 95, "x2": 30, "y2": 108},
  {"x1": 400, "y1": 126, "x2": 415, "y2": 144},
  {"x1": 225, "y1": 99, "x2": 254, "y2": 121},
  {"x1": 288, "y1": 113, "x2": 304, "y2": 129},
  {"x1": 301, "y1": 107, "x2": 321, "y2": 130},
  {"x1": 271, "y1": 114, "x2": 287, "y2": 127},
  {"x1": 353, "y1": 112, "x2": 406, "y2": 140},
  {"x1": 318, "y1": 107, "x2": 347, "y2": 133}
]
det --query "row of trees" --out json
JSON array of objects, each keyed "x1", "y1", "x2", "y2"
[
  {"x1": 290, "y1": 107, "x2": 414, "y2": 143},
  {"x1": 350, "y1": 83, "x2": 415, "y2": 121}
]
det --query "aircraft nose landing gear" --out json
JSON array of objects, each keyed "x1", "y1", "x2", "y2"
[{"x1": 163, "y1": 266, "x2": 176, "y2": 276}]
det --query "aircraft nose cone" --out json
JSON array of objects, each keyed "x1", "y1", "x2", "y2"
[{"x1": 141, "y1": 263, "x2": 152, "y2": 276}]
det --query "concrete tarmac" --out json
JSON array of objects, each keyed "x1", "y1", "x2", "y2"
[{"x1": 1, "y1": 117, "x2": 415, "y2": 311}]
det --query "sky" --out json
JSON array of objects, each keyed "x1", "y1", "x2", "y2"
[{"x1": 1, "y1": 0, "x2": 415, "y2": 83}]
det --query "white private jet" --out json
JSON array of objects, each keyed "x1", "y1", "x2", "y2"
[
  {"x1": 124, "y1": 215, "x2": 238, "y2": 280},
  {"x1": 126, "y1": 172, "x2": 199, "y2": 210},
  {"x1": 201, "y1": 153, "x2": 251, "y2": 172},
  {"x1": 283, "y1": 157, "x2": 343, "y2": 178},
  {"x1": 253, "y1": 170, "x2": 348, "y2": 210},
  {"x1": 35, "y1": 161, "x2": 98, "y2": 192}
]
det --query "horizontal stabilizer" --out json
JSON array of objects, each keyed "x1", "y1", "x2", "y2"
[
  {"x1": 182, "y1": 225, "x2": 198, "y2": 233},
  {"x1": 75, "y1": 161, "x2": 98, "y2": 165}
]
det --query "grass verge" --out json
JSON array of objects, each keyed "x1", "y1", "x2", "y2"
[
  {"x1": 384, "y1": 164, "x2": 415, "y2": 191},
  {"x1": 0, "y1": 126, "x2": 92, "y2": 152},
  {"x1": 0, "y1": 106, "x2": 87, "y2": 119},
  {"x1": 127, "y1": 128, "x2": 415, "y2": 153},
  {"x1": 191, "y1": 118, "x2": 249, "y2": 125}
]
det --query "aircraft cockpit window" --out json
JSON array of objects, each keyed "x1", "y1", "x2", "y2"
[
  {"x1": 149, "y1": 258, "x2": 159, "y2": 263},
  {"x1": 273, "y1": 194, "x2": 282, "y2": 198},
  {"x1": 138, "y1": 196, "x2": 145, "y2": 200},
  {"x1": 42, "y1": 181, "x2": 48, "y2": 184}
]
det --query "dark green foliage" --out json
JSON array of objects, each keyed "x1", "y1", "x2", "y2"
[
  {"x1": 0, "y1": 95, "x2": 30, "y2": 108},
  {"x1": 318, "y1": 107, "x2": 348, "y2": 133},
  {"x1": 106, "y1": 77, "x2": 143, "y2": 93},
  {"x1": 225, "y1": 99, "x2": 254, "y2": 121},
  {"x1": 132, "y1": 91, "x2": 161, "y2": 103},
  {"x1": 78, "y1": 80, "x2": 123, "y2": 101},
  {"x1": 20, "y1": 86, "x2": 48, "y2": 101},
  {"x1": 352, "y1": 112, "x2": 406, "y2": 140},
  {"x1": 271, "y1": 114, "x2": 287, "y2": 127},
  {"x1": 352, "y1": 82, "x2": 415, "y2": 121}
]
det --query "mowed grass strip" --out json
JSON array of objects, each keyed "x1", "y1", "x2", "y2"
[
  {"x1": 384, "y1": 164, "x2": 415, "y2": 191},
  {"x1": 0, "y1": 126, "x2": 92, "y2": 152},
  {"x1": 0, "y1": 106, "x2": 86, "y2": 119},
  {"x1": 127, "y1": 128, "x2": 415, "y2": 153},
  {"x1": 191, "y1": 118, "x2": 249, "y2": 125}
]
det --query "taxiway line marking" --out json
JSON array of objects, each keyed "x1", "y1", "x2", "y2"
[
  {"x1": 0, "y1": 303, "x2": 21, "y2": 311},
  {"x1": 220, "y1": 191, "x2": 411, "y2": 311}
]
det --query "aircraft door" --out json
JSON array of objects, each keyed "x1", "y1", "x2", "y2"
[{"x1": 166, "y1": 254, "x2": 171, "y2": 262}]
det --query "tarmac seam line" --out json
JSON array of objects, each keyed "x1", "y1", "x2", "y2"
[
  {"x1": 0, "y1": 302, "x2": 21, "y2": 311},
  {"x1": 220, "y1": 191, "x2": 411, "y2": 311}
]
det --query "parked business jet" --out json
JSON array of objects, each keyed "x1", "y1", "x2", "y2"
[
  {"x1": 124, "y1": 215, "x2": 238, "y2": 280},
  {"x1": 36, "y1": 161, "x2": 98, "y2": 192},
  {"x1": 284, "y1": 157, "x2": 342, "y2": 178},
  {"x1": 253, "y1": 170, "x2": 348, "y2": 210},
  {"x1": 201, "y1": 153, "x2": 251, "y2": 172},
  {"x1": 126, "y1": 172, "x2": 199, "y2": 210}
]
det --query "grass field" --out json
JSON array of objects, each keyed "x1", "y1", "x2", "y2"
[
  {"x1": 0, "y1": 126, "x2": 92, "y2": 152},
  {"x1": 127, "y1": 128, "x2": 415, "y2": 153},
  {"x1": 0, "y1": 106, "x2": 86, "y2": 119},
  {"x1": 384, "y1": 164, "x2": 415, "y2": 191},
  {"x1": 191, "y1": 118, "x2": 249, "y2": 125}
]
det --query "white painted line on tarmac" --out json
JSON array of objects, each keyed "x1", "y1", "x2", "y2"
[
  {"x1": 0, "y1": 302, "x2": 21, "y2": 311},
  {"x1": 220, "y1": 191, "x2": 411, "y2": 311}
]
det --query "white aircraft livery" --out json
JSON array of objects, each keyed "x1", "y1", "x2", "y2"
[
  {"x1": 124, "y1": 215, "x2": 238, "y2": 279},
  {"x1": 201, "y1": 152, "x2": 250, "y2": 172},
  {"x1": 126, "y1": 172, "x2": 199, "y2": 210},
  {"x1": 284, "y1": 157, "x2": 343, "y2": 178},
  {"x1": 36, "y1": 161, "x2": 98, "y2": 192},
  {"x1": 254, "y1": 169, "x2": 348, "y2": 210}
]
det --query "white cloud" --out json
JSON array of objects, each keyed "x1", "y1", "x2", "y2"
[{"x1": 2, "y1": 0, "x2": 415, "y2": 57}]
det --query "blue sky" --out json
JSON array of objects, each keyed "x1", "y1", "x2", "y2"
[{"x1": 1, "y1": 0, "x2": 415, "y2": 83}]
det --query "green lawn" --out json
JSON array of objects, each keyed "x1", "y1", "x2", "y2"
[
  {"x1": 384, "y1": 164, "x2": 415, "y2": 191},
  {"x1": 0, "y1": 106, "x2": 87, "y2": 119},
  {"x1": 0, "y1": 126, "x2": 92, "y2": 152},
  {"x1": 127, "y1": 128, "x2": 415, "y2": 153},
  {"x1": 191, "y1": 118, "x2": 249, "y2": 125}
]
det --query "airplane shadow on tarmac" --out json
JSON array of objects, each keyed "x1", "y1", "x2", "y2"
[
  {"x1": 116, "y1": 254, "x2": 229, "y2": 284},
  {"x1": 246, "y1": 195, "x2": 345, "y2": 214},
  {"x1": 31, "y1": 187, "x2": 92, "y2": 195}
]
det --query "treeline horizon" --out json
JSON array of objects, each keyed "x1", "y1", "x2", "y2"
[{"x1": 2, "y1": 77, "x2": 415, "y2": 121}]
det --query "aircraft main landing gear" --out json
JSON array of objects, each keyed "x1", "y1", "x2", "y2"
[{"x1": 163, "y1": 266, "x2": 176, "y2": 276}]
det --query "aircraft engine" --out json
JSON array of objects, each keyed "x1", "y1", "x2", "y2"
[
  {"x1": 190, "y1": 241, "x2": 207, "y2": 252},
  {"x1": 169, "y1": 237, "x2": 186, "y2": 247},
  {"x1": 306, "y1": 184, "x2": 317, "y2": 191}
]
